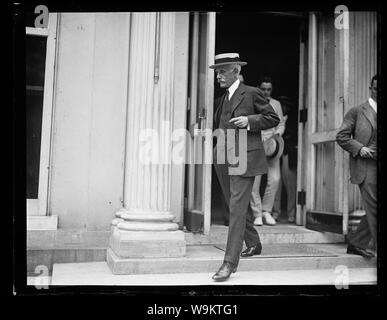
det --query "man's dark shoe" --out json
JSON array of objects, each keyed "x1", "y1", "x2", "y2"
[
  {"x1": 212, "y1": 262, "x2": 236, "y2": 282},
  {"x1": 347, "y1": 244, "x2": 375, "y2": 259},
  {"x1": 241, "y1": 243, "x2": 262, "y2": 257}
]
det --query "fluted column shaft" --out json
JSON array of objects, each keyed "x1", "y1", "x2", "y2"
[{"x1": 112, "y1": 12, "x2": 178, "y2": 232}]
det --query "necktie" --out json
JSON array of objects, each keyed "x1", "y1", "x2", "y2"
[{"x1": 227, "y1": 89, "x2": 230, "y2": 101}]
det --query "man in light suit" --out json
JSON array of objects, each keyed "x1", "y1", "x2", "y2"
[
  {"x1": 250, "y1": 76, "x2": 286, "y2": 226},
  {"x1": 336, "y1": 75, "x2": 377, "y2": 259},
  {"x1": 210, "y1": 53, "x2": 279, "y2": 281}
]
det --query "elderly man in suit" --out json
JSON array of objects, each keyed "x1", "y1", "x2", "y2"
[
  {"x1": 336, "y1": 75, "x2": 377, "y2": 259},
  {"x1": 210, "y1": 53, "x2": 280, "y2": 281}
]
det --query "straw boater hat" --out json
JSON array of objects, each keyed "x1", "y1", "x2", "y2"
[
  {"x1": 209, "y1": 53, "x2": 248, "y2": 69},
  {"x1": 263, "y1": 134, "x2": 284, "y2": 161}
]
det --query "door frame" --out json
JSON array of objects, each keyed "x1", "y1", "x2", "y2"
[
  {"x1": 185, "y1": 12, "x2": 215, "y2": 235},
  {"x1": 296, "y1": 14, "x2": 310, "y2": 226},
  {"x1": 202, "y1": 13, "x2": 216, "y2": 235},
  {"x1": 188, "y1": 12, "x2": 311, "y2": 234},
  {"x1": 297, "y1": 13, "x2": 319, "y2": 226}
]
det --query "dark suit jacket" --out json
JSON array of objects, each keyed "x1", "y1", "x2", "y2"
[
  {"x1": 213, "y1": 83, "x2": 280, "y2": 177},
  {"x1": 336, "y1": 101, "x2": 377, "y2": 185},
  {"x1": 282, "y1": 108, "x2": 298, "y2": 169}
]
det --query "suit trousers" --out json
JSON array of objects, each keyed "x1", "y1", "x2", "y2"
[
  {"x1": 250, "y1": 157, "x2": 281, "y2": 217},
  {"x1": 273, "y1": 154, "x2": 297, "y2": 219},
  {"x1": 348, "y1": 159, "x2": 377, "y2": 250},
  {"x1": 214, "y1": 162, "x2": 261, "y2": 267}
]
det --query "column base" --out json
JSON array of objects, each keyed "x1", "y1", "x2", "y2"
[
  {"x1": 108, "y1": 226, "x2": 186, "y2": 259},
  {"x1": 107, "y1": 247, "x2": 186, "y2": 275}
]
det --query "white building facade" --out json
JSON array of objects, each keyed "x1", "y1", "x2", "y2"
[{"x1": 26, "y1": 11, "x2": 378, "y2": 271}]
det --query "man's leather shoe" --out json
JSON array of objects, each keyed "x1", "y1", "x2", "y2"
[
  {"x1": 347, "y1": 244, "x2": 375, "y2": 259},
  {"x1": 241, "y1": 243, "x2": 262, "y2": 257},
  {"x1": 212, "y1": 262, "x2": 236, "y2": 282}
]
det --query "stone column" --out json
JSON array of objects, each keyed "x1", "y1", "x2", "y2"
[{"x1": 107, "y1": 12, "x2": 186, "y2": 274}]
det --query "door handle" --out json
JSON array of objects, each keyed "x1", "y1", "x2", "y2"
[
  {"x1": 198, "y1": 108, "x2": 207, "y2": 130},
  {"x1": 189, "y1": 109, "x2": 207, "y2": 138},
  {"x1": 189, "y1": 123, "x2": 198, "y2": 138}
]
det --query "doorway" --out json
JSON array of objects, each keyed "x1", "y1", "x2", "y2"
[{"x1": 211, "y1": 12, "x2": 301, "y2": 226}]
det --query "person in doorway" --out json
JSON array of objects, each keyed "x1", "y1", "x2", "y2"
[
  {"x1": 336, "y1": 75, "x2": 377, "y2": 259},
  {"x1": 250, "y1": 77, "x2": 286, "y2": 226},
  {"x1": 272, "y1": 96, "x2": 298, "y2": 223},
  {"x1": 213, "y1": 71, "x2": 244, "y2": 227},
  {"x1": 210, "y1": 53, "x2": 279, "y2": 281}
]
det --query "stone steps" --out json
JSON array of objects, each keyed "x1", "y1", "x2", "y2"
[
  {"x1": 105, "y1": 243, "x2": 376, "y2": 275},
  {"x1": 42, "y1": 244, "x2": 377, "y2": 285},
  {"x1": 28, "y1": 248, "x2": 107, "y2": 276},
  {"x1": 27, "y1": 224, "x2": 344, "y2": 249},
  {"x1": 27, "y1": 224, "x2": 345, "y2": 275},
  {"x1": 48, "y1": 243, "x2": 377, "y2": 285},
  {"x1": 186, "y1": 224, "x2": 344, "y2": 245}
]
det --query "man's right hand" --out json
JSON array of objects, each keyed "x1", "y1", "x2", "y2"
[{"x1": 359, "y1": 146, "x2": 374, "y2": 158}]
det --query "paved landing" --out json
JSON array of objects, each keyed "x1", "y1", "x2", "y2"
[{"x1": 48, "y1": 262, "x2": 376, "y2": 286}]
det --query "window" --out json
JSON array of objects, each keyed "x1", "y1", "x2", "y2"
[
  {"x1": 26, "y1": 13, "x2": 58, "y2": 216},
  {"x1": 26, "y1": 34, "x2": 47, "y2": 199}
]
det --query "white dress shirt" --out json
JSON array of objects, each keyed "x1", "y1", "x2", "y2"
[
  {"x1": 227, "y1": 78, "x2": 240, "y2": 100},
  {"x1": 227, "y1": 78, "x2": 251, "y2": 129},
  {"x1": 369, "y1": 97, "x2": 377, "y2": 113}
]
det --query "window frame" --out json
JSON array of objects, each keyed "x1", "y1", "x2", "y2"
[{"x1": 26, "y1": 13, "x2": 58, "y2": 216}]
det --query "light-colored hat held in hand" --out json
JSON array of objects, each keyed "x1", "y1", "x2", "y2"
[
  {"x1": 264, "y1": 134, "x2": 284, "y2": 161},
  {"x1": 209, "y1": 53, "x2": 248, "y2": 69}
]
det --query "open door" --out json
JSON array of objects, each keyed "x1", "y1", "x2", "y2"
[
  {"x1": 298, "y1": 12, "x2": 349, "y2": 234},
  {"x1": 184, "y1": 12, "x2": 215, "y2": 235},
  {"x1": 296, "y1": 14, "x2": 308, "y2": 226}
]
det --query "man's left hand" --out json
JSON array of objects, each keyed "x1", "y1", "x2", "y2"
[{"x1": 229, "y1": 116, "x2": 249, "y2": 128}]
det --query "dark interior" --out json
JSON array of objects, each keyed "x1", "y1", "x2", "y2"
[
  {"x1": 26, "y1": 35, "x2": 47, "y2": 199},
  {"x1": 211, "y1": 12, "x2": 301, "y2": 225}
]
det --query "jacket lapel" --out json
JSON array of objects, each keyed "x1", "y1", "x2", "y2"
[
  {"x1": 230, "y1": 82, "x2": 246, "y2": 114},
  {"x1": 214, "y1": 93, "x2": 226, "y2": 126},
  {"x1": 361, "y1": 102, "x2": 376, "y2": 130}
]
